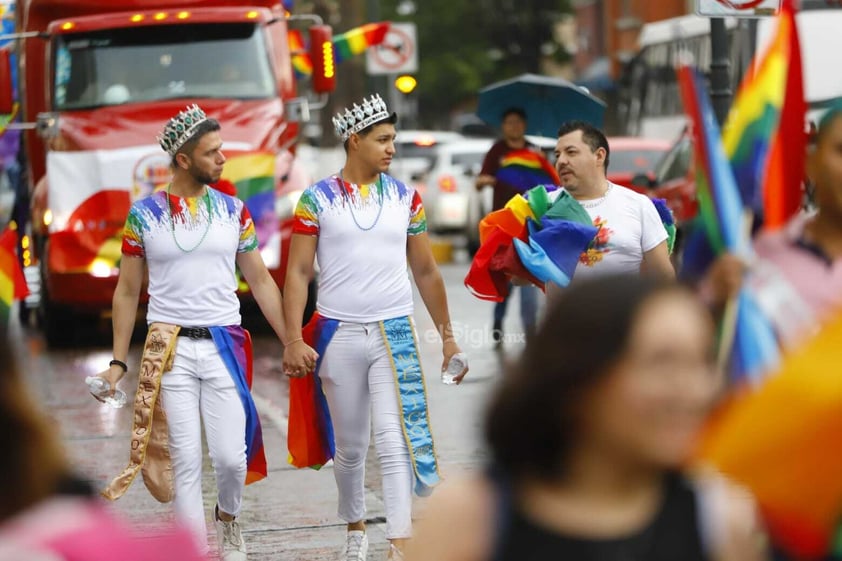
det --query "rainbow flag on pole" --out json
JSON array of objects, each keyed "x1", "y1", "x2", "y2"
[
  {"x1": 722, "y1": 0, "x2": 805, "y2": 229},
  {"x1": 333, "y1": 22, "x2": 390, "y2": 63},
  {"x1": 678, "y1": 65, "x2": 779, "y2": 384},
  {"x1": 288, "y1": 22, "x2": 391, "y2": 78},
  {"x1": 0, "y1": 227, "x2": 29, "y2": 322}
]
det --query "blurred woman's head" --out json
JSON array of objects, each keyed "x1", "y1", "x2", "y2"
[
  {"x1": 486, "y1": 275, "x2": 719, "y2": 481},
  {"x1": 0, "y1": 328, "x2": 69, "y2": 521}
]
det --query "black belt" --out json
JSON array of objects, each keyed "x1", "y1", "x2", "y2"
[{"x1": 179, "y1": 326, "x2": 213, "y2": 339}]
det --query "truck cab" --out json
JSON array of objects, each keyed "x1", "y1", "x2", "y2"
[{"x1": 7, "y1": 1, "x2": 332, "y2": 345}]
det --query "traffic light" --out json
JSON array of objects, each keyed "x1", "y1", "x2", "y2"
[
  {"x1": 394, "y1": 74, "x2": 417, "y2": 95},
  {"x1": 309, "y1": 24, "x2": 336, "y2": 94}
]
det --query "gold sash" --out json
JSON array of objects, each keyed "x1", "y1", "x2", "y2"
[{"x1": 101, "y1": 323, "x2": 180, "y2": 503}]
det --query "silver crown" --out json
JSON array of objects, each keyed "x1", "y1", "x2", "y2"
[
  {"x1": 157, "y1": 104, "x2": 209, "y2": 156},
  {"x1": 332, "y1": 94, "x2": 391, "y2": 141}
]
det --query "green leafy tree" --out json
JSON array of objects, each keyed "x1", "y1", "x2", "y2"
[{"x1": 380, "y1": 0, "x2": 572, "y2": 127}]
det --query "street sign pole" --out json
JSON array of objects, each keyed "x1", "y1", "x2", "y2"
[{"x1": 709, "y1": 17, "x2": 732, "y2": 125}]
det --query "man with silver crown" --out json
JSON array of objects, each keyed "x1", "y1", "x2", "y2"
[
  {"x1": 92, "y1": 104, "x2": 292, "y2": 560},
  {"x1": 284, "y1": 93, "x2": 468, "y2": 561}
]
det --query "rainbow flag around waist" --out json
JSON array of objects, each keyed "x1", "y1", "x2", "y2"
[
  {"x1": 209, "y1": 326, "x2": 267, "y2": 484},
  {"x1": 288, "y1": 314, "x2": 440, "y2": 496}
]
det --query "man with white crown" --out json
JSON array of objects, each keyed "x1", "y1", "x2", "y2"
[
  {"x1": 284, "y1": 94, "x2": 468, "y2": 560},
  {"x1": 93, "y1": 105, "x2": 291, "y2": 560}
]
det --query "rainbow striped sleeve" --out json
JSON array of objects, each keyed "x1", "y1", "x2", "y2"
[
  {"x1": 238, "y1": 204, "x2": 258, "y2": 253},
  {"x1": 292, "y1": 188, "x2": 320, "y2": 236},
  {"x1": 121, "y1": 205, "x2": 146, "y2": 258},
  {"x1": 407, "y1": 190, "x2": 426, "y2": 236}
]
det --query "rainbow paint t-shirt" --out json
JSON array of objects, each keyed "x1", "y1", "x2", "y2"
[
  {"x1": 292, "y1": 174, "x2": 426, "y2": 323},
  {"x1": 121, "y1": 187, "x2": 258, "y2": 326}
]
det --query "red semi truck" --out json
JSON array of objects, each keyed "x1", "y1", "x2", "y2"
[{"x1": 1, "y1": 0, "x2": 333, "y2": 345}]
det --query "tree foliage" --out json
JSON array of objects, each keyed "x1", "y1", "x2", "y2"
[{"x1": 379, "y1": 0, "x2": 572, "y2": 127}]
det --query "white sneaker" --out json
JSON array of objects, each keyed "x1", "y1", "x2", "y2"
[
  {"x1": 341, "y1": 530, "x2": 368, "y2": 561},
  {"x1": 214, "y1": 506, "x2": 247, "y2": 561}
]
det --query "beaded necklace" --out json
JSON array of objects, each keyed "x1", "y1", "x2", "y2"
[
  {"x1": 338, "y1": 171, "x2": 384, "y2": 232},
  {"x1": 167, "y1": 184, "x2": 213, "y2": 253}
]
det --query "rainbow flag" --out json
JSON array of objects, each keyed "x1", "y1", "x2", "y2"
[
  {"x1": 0, "y1": 227, "x2": 29, "y2": 322},
  {"x1": 333, "y1": 22, "x2": 390, "y2": 63},
  {"x1": 697, "y1": 312, "x2": 842, "y2": 560},
  {"x1": 722, "y1": 0, "x2": 805, "y2": 229},
  {"x1": 496, "y1": 149, "x2": 560, "y2": 194},
  {"x1": 288, "y1": 22, "x2": 391, "y2": 77},
  {"x1": 212, "y1": 152, "x2": 278, "y2": 267},
  {"x1": 678, "y1": 65, "x2": 779, "y2": 384},
  {"x1": 288, "y1": 29, "x2": 313, "y2": 78}
]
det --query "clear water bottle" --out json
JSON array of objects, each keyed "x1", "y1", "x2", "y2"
[
  {"x1": 441, "y1": 352, "x2": 467, "y2": 385},
  {"x1": 85, "y1": 376, "x2": 127, "y2": 408}
]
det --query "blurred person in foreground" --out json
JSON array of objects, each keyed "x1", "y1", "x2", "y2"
[
  {"x1": 475, "y1": 107, "x2": 540, "y2": 347},
  {"x1": 406, "y1": 275, "x2": 766, "y2": 561},
  {"x1": 0, "y1": 332, "x2": 204, "y2": 561},
  {"x1": 702, "y1": 103, "x2": 842, "y2": 347},
  {"x1": 550, "y1": 121, "x2": 674, "y2": 290}
]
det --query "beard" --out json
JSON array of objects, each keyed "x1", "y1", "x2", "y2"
[{"x1": 188, "y1": 163, "x2": 219, "y2": 185}]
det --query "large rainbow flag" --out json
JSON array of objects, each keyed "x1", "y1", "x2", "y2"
[
  {"x1": 678, "y1": 65, "x2": 779, "y2": 384},
  {"x1": 722, "y1": 0, "x2": 805, "y2": 230},
  {"x1": 696, "y1": 312, "x2": 842, "y2": 560},
  {"x1": 0, "y1": 227, "x2": 29, "y2": 322}
]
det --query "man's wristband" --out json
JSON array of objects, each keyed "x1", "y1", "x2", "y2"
[{"x1": 109, "y1": 359, "x2": 128, "y2": 373}]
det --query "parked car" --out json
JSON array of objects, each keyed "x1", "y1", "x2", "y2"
[
  {"x1": 607, "y1": 136, "x2": 672, "y2": 189},
  {"x1": 391, "y1": 130, "x2": 466, "y2": 186},
  {"x1": 412, "y1": 138, "x2": 494, "y2": 236},
  {"x1": 632, "y1": 131, "x2": 698, "y2": 227}
]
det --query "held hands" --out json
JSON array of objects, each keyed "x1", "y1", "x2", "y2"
[
  {"x1": 442, "y1": 338, "x2": 468, "y2": 385},
  {"x1": 282, "y1": 339, "x2": 319, "y2": 378}
]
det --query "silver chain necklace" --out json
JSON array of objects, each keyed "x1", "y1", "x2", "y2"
[
  {"x1": 338, "y1": 171, "x2": 384, "y2": 232},
  {"x1": 167, "y1": 184, "x2": 213, "y2": 253}
]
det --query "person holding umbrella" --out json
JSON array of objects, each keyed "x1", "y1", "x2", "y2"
[{"x1": 475, "y1": 107, "x2": 541, "y2": 348}]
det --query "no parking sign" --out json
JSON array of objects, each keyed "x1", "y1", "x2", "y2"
[{"x1": 365, "y1": 23, "x2": 418, "y2": 75}]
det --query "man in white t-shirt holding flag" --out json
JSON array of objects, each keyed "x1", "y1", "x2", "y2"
[
  {"x1": 550, "y1": 120, "x2": 675, "y2": 289},
  {"x1": 283, "y1": 93, "x2": 467, "y2": 561}
]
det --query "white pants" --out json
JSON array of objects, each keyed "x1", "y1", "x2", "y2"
[
  {"x1": 319, "y1": 322, "x2": 415, "y2": 539},
  {"x1": 160, "y1": 337, "x2": 247, "y2": 553}
]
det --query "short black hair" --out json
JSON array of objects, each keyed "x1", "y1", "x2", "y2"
[
  {"x1": 485, "y1": 275, "x2": 700, "y2": 481},
  {"x1": 501, "y1": 107, "x2": 527, "y2": 121},
  {"x1": 557, "y1": 120, "x2": 610, "y2": 172},
  {"x1": 342, "y1": 112, "x2": 398, "y2": 152},
  {"x1": 172, "y1": 118, "x2": 221, "y2": 167}
]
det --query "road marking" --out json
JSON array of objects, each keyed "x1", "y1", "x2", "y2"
[{"x1": 252, "y1": 391, "x2": 288, "y2": 437}]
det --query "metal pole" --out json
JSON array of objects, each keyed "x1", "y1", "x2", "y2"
[{"x1": 709, "y1": 18, "x2": 732, "y2": 126}]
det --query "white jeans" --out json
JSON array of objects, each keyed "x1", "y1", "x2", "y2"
[
  {"x1": 319, "y1": 322, "x2": 415, "y2": 539},
  {"x1": 160, "y1": 337, "x2": 247, "y2": 552}
]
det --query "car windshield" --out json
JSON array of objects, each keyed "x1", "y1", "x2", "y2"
[
  {"x1": 54, "y1": 22, "x2": 275, "y2": 110},
  {"x1": 610, "y1": 148, "x2": 667, "y2": 174}
]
